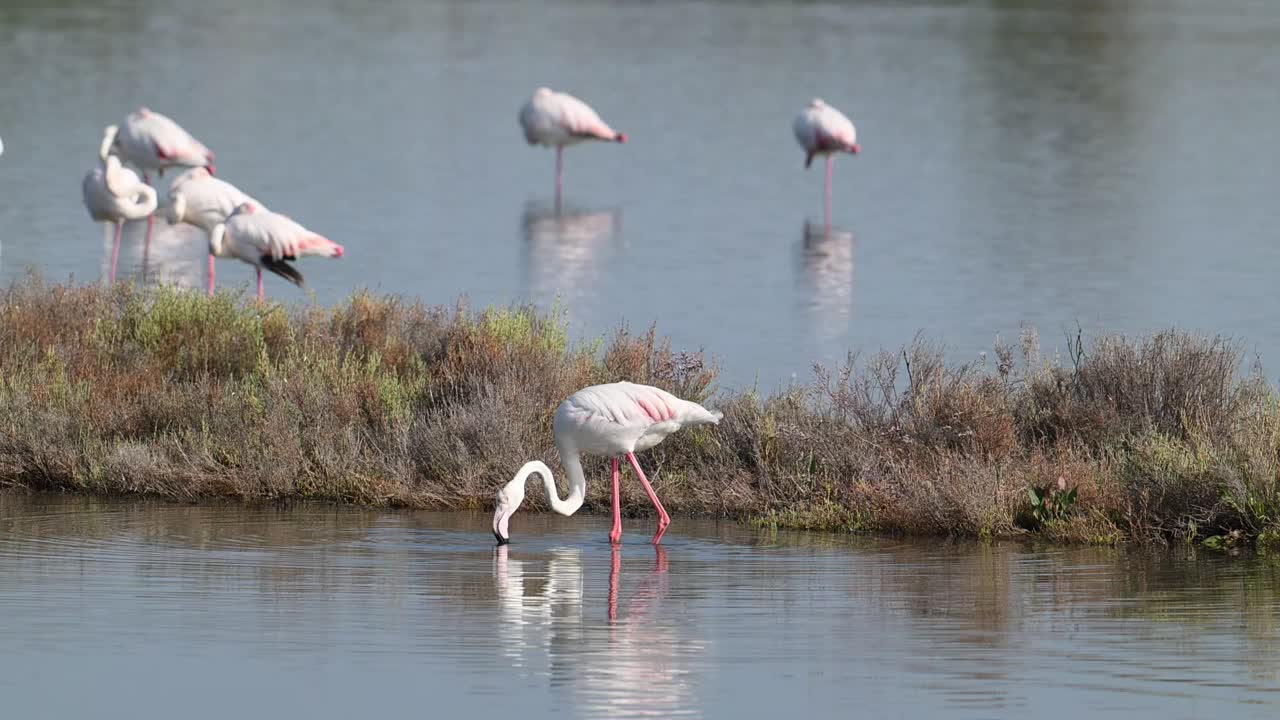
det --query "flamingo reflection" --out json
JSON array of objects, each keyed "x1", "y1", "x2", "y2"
[
  {"x1": 798, "y1": 221, "x2": 856, "y2": 346},
  {"x1": 492, "y1": 545, "x2": 702, "y2": 717},
  {"x1": 520, "y1": 203, "x2": 622, "y2": 306}
]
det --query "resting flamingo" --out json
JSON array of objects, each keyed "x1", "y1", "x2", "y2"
[
  {"x1": 82, "y1": 125, "x2": 158, "y2": 282},
  {"x1": 113, "y1": 107, "x2": 216, "y2": 259},
  {"x1": 209, "y1": 202, "x2": 344, "y2": 301},
  {"x1": 519, "y1": 87, "x2": 627, "y2": 205},
  {"x1": 793, "y1": 98, "x2": 860, "y2": 228},
  {"x1": 492, "y1": 381, "x2": 722, "y2": 546},
  {"x1": 164, "y1": 167, "x2": 262, "y2": 294}
]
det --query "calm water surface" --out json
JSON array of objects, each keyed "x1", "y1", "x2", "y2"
[
  {"x1": 0, "y1": 493, "x2": 1277, "y2": 718},
  {"x1": 3, "y1": 0, "x2": 1280, "y2": 386}
]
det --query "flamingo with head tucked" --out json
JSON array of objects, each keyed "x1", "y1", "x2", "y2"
[
  {"x1": 164, "y1": 167, "x2": 262, "y2": 294},
  {"x1": 209, "y1": 202, "x2": 344, "y2": 301},
  {"x1": 113, "y1": 107, "x2": 216, "y2": 259},
  {"x1": 82, "y1": 125, "x2": 158, "y2": 282},
  {"x1": 519, "y1": 87, "x2": 627, "y2": 205},
  {"x1": 492, "y1": 381, "x2": 722, "y2": 546},
  {"x1": 793, "y1": 98, "x2": 860, "y2": 227}
]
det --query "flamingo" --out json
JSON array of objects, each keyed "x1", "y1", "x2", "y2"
[
  {"x1": 113, "y1": 107, "x2": 216, "y2": 260},
  {"x1": 793, "y1": 98, "x2": 860, "y2": 228},
  {"x1": 519, "y1": 87, "x2": 627, "y2": 205},
  {"x1": 209, "y1": 202, "x2": 344, "y2": 301},
  {"x1": 492, "y1": 381, "x2": 722, "y2": 546},
  {"x1": 164, "y1": 167, "x2": 262, "y2": 295},
  {"x1": 82, "y1": 125, "x2": 159, "y2": 282}
]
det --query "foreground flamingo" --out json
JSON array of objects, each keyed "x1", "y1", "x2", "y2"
[
  {"x1": 164, "y1": 168, "x2": 262, "y2": 294},
  {"x1": 82, "y1": 125, "x2": 158, "y2": 282},
  {"x1": 793, "y1": 98, "x2": 860, "y2": 227},
  {"x1": 209, "y1": 202, "x2": 343, "y2": 301},
  {"x1": 114, "y1": 107, "x2": 216, "y2": 259},
  {"x1": 519, "y1": 87, "x2": 627, "y2": 204},
  {"x1": 492, "y1": 381, "x2": 722, "y2": 546}
]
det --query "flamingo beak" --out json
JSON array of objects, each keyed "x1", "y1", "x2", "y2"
[
  {"x1": 493, "y1": 495, "x2": 512, "y2": 545},
  {"x1": 850, "y1": 144, "x2": 861, "y2": 155},
  {"x1": 205, "y1": 164, "x2": 216, "y2": 175}
]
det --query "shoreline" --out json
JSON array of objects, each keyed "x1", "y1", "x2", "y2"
[{"x1": 2, "y1": 276, "x2": 1278, "y2": 550}]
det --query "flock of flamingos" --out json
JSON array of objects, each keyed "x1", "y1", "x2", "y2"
[{"x1": 74, "y1": 87, "x2": 862, "y2": 547}]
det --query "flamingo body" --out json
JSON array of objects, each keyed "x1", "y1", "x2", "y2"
[
  {"x1": 210, "y1": 202, "x2": 343, "y2": 299},
  {"x1": 83, "y1": 126, "x2": 159, "y2": 282},
  {"x1": 793, "y1": 98, "x2": 860, "y2": 167},
  {"x1": 520, "y1": 87, "x2": 627, "y2": 147},
  {"x1": 493, "y1": 382, "x2": 722, "y2": 546},
  {"x1": 793, "y1": 98, "x2": 860, "y2": 227},
  {"x1": 115, "y1": 107, "x2": 215, "y2": 175},
  {"x1": 166, "y1": 167, "x2": 259, "y2": 232},
  {"x1": 519, "y1": 87, "x2": 626, "y2": 203}
]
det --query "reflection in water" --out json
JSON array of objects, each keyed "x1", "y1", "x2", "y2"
[
  {"x1": 1, "y1": 494, "x2": 1278, "y2": 718},
  {"x1": 493, "y1": 543, "x2": 701, "y2": 718},
  {"x1": 100, "y1": 218, "x2": 206, "y2": 290},
  {"x1": 798, "y1": 221, "x2": 855, "y2": 347},
  {"x1": 520, "y1": 203, "x2": 622, "y2": 306}
]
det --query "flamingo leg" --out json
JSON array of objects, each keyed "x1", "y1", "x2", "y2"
[
  {"x1": 554, "y1": 145, "x2": 564, "y2": 210},
  {"x1": 206, "y1": 252, "x2": 216, "y2": 296},
  {"x1": 256, "y1": 267, "x2": 264, "y2": 301},
  {"x1": 142, "y1": 172, "x2": 154, "y2": 268},
  {"x1": 626, "y1": 452, "x2": 671, "y2": 544},
  {"x1": 824, "y1": 155, "x2": 834, "y2": 231},
  {"x1": 109, "y1": 221, "x2": 122, "y2": 283},
  {"x1": 609, "y1": 456, "x2": 622, "y2": 545}
]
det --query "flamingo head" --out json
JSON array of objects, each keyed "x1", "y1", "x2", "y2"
[
  {"x1": 492, "y1": 479, "x2": 527, "y2": 545},
  {"x1": 204, "y1": 164, "x2": 216, "y2": 175},
  {"x1": 330, "y1": 244, "x2": 345, "y2": 258},
  {"x1": 614, "y1": 132, "x2": 628, "y2": 144},
  {"x1": 849, "y1": 143, "x2": 861, "y2": 155},
  {"x1": 99, "y1": 125, "x2": 120, "y2": 161}
]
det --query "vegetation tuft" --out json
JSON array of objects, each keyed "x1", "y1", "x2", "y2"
[{"x1": 3, "y1": 275, "x2": 1280, "y2": 546}]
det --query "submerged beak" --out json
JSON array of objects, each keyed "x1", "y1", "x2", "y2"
[{"x1": 493, "y1": 501, "x2": 511, "y2": 545}]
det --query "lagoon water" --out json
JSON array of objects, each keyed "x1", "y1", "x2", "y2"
[
  {"x1": 0, "y1": 493, "x2": 1277, "y2": 718},
  {"x1": 3, "y1": 0, "x2": 1280, "y2": 387}
]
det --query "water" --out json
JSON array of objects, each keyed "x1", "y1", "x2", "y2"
[
  {"x1": 3, "y1": 0, "x2": 1280, "y2": 386},
  {"x1": 0, "y1": 493, "x2": 1276, "y2": 718}
]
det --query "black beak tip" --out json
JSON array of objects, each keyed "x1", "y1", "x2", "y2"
[{"x1": 494, "y1": 531, "x2": 509, "y2": 546}]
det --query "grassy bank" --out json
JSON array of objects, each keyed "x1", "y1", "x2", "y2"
[{"x1": 2, "y1": 276, "x2": 1279, "y2": 548}]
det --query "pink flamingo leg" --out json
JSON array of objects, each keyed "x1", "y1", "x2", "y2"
[
  {"x1": 609, "y1": 456, "x2": 622, "y2": 545},
  {"x1": 256, "y1": 267, "x2": 264, "y2": 301},
  {"x1": 626, "y1": 452, "x2": 671, "y2": 544},
  {"x1": 206, "y1": 253, "x2": 216, "y2": 296},
  {"x1": 142, "y1": 172, "x2": 154, "y2": 267},
  {"x1": 109, "y1": 221, "x2": 122, "y2": 283},
  {"x1": 824, "y1": 155, "x2": 834, "y2": 231},
  {"x1": 554, "y1": 145, "x2": 564, "y2": 209}
]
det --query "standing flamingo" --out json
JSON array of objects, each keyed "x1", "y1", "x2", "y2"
[
  {"x1": 492, "y1": 381, "x2": 722, "y2": 546},
  {"x1": 164, "y1": 167, "x2": 262, "y2": 295},
  {"x1": 793, "y1": 98, "x2": 860, "y2": 228},
  {"x1": 519, "y1": 87, "x2": 627, "y2": 206},
  {"x1": 113, "y1": 107, "x2": 216, "y2": 261},
  {"x1": 82, "y1": 125, "x2": 159, "y2": 282},
  {"x1": 208, "y1": 202, "x2": 343, "y2": 301}
]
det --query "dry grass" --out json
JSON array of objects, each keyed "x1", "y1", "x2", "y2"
[{"x1": 2, "y1": 275, "x2": 1280, "y2": 547}]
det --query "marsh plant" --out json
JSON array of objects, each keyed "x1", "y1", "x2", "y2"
[{"x1": 2, "y1": 275, "x2": 1280, "y2": 547}]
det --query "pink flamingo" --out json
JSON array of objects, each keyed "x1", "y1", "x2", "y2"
[
  {"x1": 208, "y1": 202, "x2": 344, "y2": 301},
  {"x1": 519, "y1": 87, "x2": 627, "y2": 205},
  {"x1": 492, "y1": 381, "x2": 722, "y2": 546},
  {"x1": 82, "y1": 125, "x2": 159, "y2": 282},
  {"x1": 164, "y1": 168, "x2": 263, "y2": 295},
  {"x1": 793, "y1": 98, "x2": 860, "y2": 227},
  {"x1": 113, "y1": 108, "x2": 216, "y2": 261}
]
